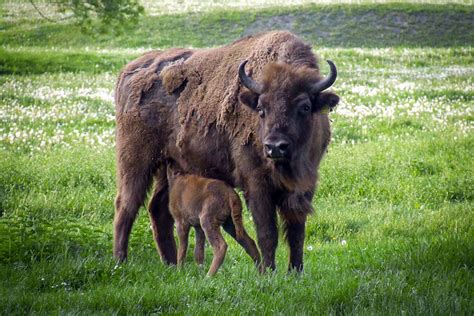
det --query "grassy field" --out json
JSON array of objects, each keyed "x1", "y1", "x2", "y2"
[
  {"x1": 2, "y1": 3, "x2": 473, "y2": 49},
  {"x1": 1, "y1": 1, "x2": 473, "y2": 314}
]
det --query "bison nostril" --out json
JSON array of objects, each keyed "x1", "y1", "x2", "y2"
[
  {"x1": 264, "y1": 143, "x2": 275, "y2": 155},
  {"x1": 264, "y1": 140, "x2": 291, "y2": 159},
  {"x1": 276, "y1": 142, "x2": 290, "y2": 153}
]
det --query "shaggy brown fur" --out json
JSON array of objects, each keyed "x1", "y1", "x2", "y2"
[
  {"x1": 161, "y1": 31, "x2": 319, "y2": 147},
  {"x1": 167, "y1": 164, "x2": 260, "y2": 276},
  {"x1": 113, "y1": 31, "x2": 340, "y2": 271}
]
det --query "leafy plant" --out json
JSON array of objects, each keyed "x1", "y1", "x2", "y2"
[{"x1": 29, "y1": 0, "x2": 144, "y2": 33}]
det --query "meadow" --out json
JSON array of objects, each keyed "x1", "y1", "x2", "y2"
[{"x1": 0, "y1": 1, "x2": 473, "y2": 314}]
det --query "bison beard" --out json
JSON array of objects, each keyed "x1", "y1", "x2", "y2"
[{"x1": 113, "y1": 31, "x2": 339, "y2": 271}]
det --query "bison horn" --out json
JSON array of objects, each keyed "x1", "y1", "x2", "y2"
[
  {"x1": 311, "y1": 60, "x2": 337, "y2": 94},
  {"x1": 239, "y1": 60, "x2": 264, "y2": 94}
]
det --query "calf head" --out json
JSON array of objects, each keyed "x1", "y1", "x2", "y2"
[{"x1": 238, "y1": 60, "x2": 339, "y2": 164}]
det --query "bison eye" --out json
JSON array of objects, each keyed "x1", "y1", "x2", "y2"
[
  {"x1": 257, "y1": 105, "x2": 265, "y2": 118},
  {"x1": 298, "y1": 103, "x2": 311, "y2": 116}
]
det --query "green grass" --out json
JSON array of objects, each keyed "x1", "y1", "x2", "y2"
[
  {"x1": 1, "y1": 4, "x2": 473, "y2": 49},
  {"x1": 1, "y1": 1, "x2": 473, "y2": 314},
  {"x1": 0, "y1": 48, "x2": 134, "y2": 75}
]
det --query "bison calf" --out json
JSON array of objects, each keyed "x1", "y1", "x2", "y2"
[{"x1": 167, "y1": 165, "x2": 261, "y2": 276}]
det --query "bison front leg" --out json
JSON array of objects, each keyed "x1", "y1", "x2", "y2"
[
  {"x1": 281, "y1": 213, "x2": 307, "y2": 272},
  {"x1": 247, "y1": 192, "x2": 278, "y2": 272}
]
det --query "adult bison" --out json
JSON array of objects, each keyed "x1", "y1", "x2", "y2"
[{"x1": 113, "y1": 31, "x2": 339, "y2": 271}]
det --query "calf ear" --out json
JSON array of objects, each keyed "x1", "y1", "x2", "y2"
[
  {"x1": 239, "y1": 90, "x2": 259, "y2": 111},
  {"x1": 312, "y1": 91, "x2": 340, "y2": 112}
]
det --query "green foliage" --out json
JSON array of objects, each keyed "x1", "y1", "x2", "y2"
[{"x1": 33, "y1": 0, "x2": 144, "y2": 33}]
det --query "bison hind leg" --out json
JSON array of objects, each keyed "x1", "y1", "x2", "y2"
[
  {"x1": 114, "y1": 171, "x2": 153, "y2": 262},
  {"x1": 148, "y1": 168, "x2": 177, "y2": 265},
  {"x1": 114, "y1": 127, "x2": 168, "y2": 263}
]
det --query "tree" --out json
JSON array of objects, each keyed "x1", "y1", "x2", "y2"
[{"x1": 29, "y1": 0, "x2": 144, "y2": 33}]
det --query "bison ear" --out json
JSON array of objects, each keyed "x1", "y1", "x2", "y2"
[
  {"x1": 238, "y1": 90, "x2": 259, "y2": 111},
  {"x1": 312, "y1": 91, "x2": 340, "y2": 112}
]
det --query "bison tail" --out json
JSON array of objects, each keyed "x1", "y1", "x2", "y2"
[{"x1": 229, "y1": 195, "x2": 244, "y2": 240}]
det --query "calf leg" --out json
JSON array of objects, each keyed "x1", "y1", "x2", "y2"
[
  {"x1": 176, "y1": 222, "x2": 190, "y2": 265},
  {"x1": 223, "y1": 219, "x2": 261, "y2": 267},
  {"x1": 194, "y1": 226, "x2": 206, "y2": 265},
  {"x1": 148, "y1": 169, "x2": 177, "y2": 265},
  {"x1": 200, "y1": 214, "x2": 227, "y2": 277}
]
